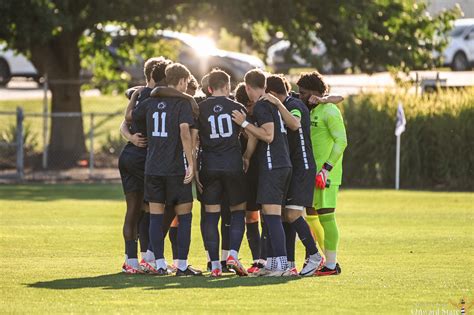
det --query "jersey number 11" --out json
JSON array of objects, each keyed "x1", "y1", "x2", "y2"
[{"x1": 152, "y1": 112, "x2": 168, "y2": 137}]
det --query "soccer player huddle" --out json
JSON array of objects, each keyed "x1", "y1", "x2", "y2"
[{"x1": 118, "y1": 56, "x2": 347, "y2": 277}]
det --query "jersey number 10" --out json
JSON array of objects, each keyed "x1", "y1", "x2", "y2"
[
  {"x1": 152, "y1": 112, "x2": 168, "y2": 137},
  {"x1": 208, "y1": 114, "x2": 233, "y2": 139}
]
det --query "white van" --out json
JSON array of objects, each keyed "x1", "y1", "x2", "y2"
[{"x1": 0, "y1": 44, "x2": 40, "y2": 86}]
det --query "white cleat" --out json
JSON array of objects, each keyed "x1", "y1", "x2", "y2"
[{"x1": 299, "y1": 253, "x2": 324, "y2": 277}]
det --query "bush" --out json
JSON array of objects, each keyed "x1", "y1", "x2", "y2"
[
  {"x1": 341, "y1": 88, "x2": 474, "y2": 191},
  {"x1": 0, "y1": 123, "x2": 39, "y2": 168}
]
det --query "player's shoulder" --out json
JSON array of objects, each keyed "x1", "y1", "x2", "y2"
[{"x1": 322, "y1": 103, "x2": 342, "y2": 116}]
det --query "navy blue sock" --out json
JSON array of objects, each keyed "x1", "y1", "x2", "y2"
[
  {"x1": 138, "y1": 212, "x2": 150, "y2": 253},
  {"x1": 205, "y1": 212, "x2": 220, "y2": 262},
  {"x1": 125, "y1": 240, "x2": 138, "y2": 259},
  {"x1": 169, "y1": 226, "x2": 178, "y2": 260},
  {"x1": 292, "y1": 216, "x2": 318, "y2": 256},
  {"x1": 260, "y1": 220, "x2": 268, "y2": 260},
  {"x1": 200, "y1": 202, "x2": 207, "y2": 250},
  {"x1": 246, "y1": 222, "x2": 261, "y2": 261},
  {"x1": 149, "y1": 213, "x2": 164, "y2": 259},
  {"x1": 229, "y1": 210, "x2": 245, "y2": 252},
  {"x1": 177, "y1": 213, "x2": 192, "y2": 260},
  {"x1": 283, "y1": 222, "x2": 296, "y2": 262},
  {"x1": 220, "y1": 205, "x2": 231, "y2": 251},
  {"x1": 263, "y1": 214, "x2": 287, "y2": 257}
]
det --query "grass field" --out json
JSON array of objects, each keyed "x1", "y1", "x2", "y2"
[{"x1": 0, "y1": 185, "x2": 472, "y2": 313}]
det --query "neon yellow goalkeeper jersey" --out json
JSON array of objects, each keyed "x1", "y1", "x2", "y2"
[{"x1": 310, "y1": 103, "x2": 347, "y2": 185}]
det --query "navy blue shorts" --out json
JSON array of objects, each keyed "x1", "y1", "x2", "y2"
[
  {"x1": 200, "y1": 170, "x2": 247, "y2": 206},
  {"x1": 145, "y1": 175, "x2": 193, "y2": 205},
  {"x1": 118, "y1": 144, "x2": 146, "y2": 194},
  {"x1": 256, "y1": 167, "x2": 292, "y2": 206},
  {"x1": 286, "y1": 168, "x2": 316, "y2": 208}
]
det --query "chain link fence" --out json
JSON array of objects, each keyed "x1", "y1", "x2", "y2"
[{"x1": 0, "y1": 107, "x2": 125, "y2": 183}]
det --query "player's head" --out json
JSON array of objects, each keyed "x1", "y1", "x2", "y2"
[
  {"x1": 282, "y1": 75, "x2": 292, "y2": 93},
  {"x1": 296, "y1": 71, "x2": 328, "y2": 105},
  {"x1": 187, "y1": 74, "x2": 199, "y2": 96},
  {"x1": 165, "y1": 63, "x2": 191, "y2": 92},
  {"x1": 244, "y1": 69, "x2": 267, "y2": 102},
  {"x1": 151, "y1": 58, "x2": 172, "y2": 86},
  {"x1": 208, "y1": 68, "x2": 231, "y2": 96},
  {"x1": 200, "y1": 73, "x2": 211, "y2": 97},
  {"x1": 144, "y1": 56, "x2": 168, "y2": 85},
  {"x1": 235, "y1": 82, "x2": 254, "y2": 114},
  {"x1": 265, "y1": 74, "x2": 288, "y2": 97}
]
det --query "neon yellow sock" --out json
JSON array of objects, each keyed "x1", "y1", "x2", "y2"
[{"x1": 306, "y1": 215, "x2": 325, "y2": 252}]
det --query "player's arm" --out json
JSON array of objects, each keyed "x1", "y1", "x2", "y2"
[
  {"x1": 309, "y1": 95, "x2": 344, "y2": 105},
  {"x1": 315, "y1": 106, "x2": 347, "y2": 189},
  {"x1": 231, "y1": 109, "x2": 274, "y2": 143},
  {"x1": 119, "y1": 120, "x2": 147, "y2": 147},
  {"x1": 151, "y1": 86, "x2": 199, "y2": 118},
  {"x1": 242, "y1": 132, "x2": 257, "y2": 173},
  {"x1": 180, "y1": 123, "x2": 194, "y2": 184},
  {"x1": 124, "y1": 87, "x2": 144, "y2": 123},
  {"x1": 262, "y1": 93, "x2": 301, "y2": 131}
]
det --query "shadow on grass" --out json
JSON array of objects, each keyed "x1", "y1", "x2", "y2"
[
  {"x1": 0, "y1": 184, "x2": 123, "y2": 201},
  {"x1": 27, "y1": 273, "x2": 301, "y2": 291}
]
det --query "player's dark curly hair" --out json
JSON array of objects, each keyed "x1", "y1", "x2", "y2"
[
  {"x1": 187, "y1": 74, "x2": 199, "y2": 91},
  {"x1": 296, "y1": 71, "x2": 328, "y2": 95},
  {"x1": 265, "y1": 74, "x2": 287, "y2": 95},
  {"x1": 151, "y1": 58, "x2": 172, "y2": 84},
  {"x1": 234, "y1": 82, "x2": 250, "y2": 106}
]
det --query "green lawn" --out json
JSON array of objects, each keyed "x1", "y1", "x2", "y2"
[{"x1": 0, "y1": 185, "x2": 472, "y2": 313}]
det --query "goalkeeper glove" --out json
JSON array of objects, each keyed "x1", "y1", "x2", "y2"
[{"x1": 315, "y1": 162, "x2": 333, "y2": 190}]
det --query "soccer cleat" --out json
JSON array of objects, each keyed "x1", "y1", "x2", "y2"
[
  {"x1": 249, "y1": 268, "x2": 272, "y2": 277},
  {"x1": 149, "y1": 267, "x2": 170, "y2": 276},
  {"x1": 263, "y1": 269, "x2": 294, "y2": 277},
  {"x1": 176, "y1": 265, "x2": 203, "y2": 276},
  {"x1": 122, "y1": 263, "x2": 143, "y2": 274},
  {"x1": 209, "y1": 268, "x2": 222, "y2": 277},
  {"x1": 288, "y1": 267, "x2": 299, "y2": 276},
  {"x1": 247, "y1": 262, "x2": 265, "y2": 274},
  {"x1": 316, "y1": 265, "x2": 340, "y2": 277},
  {"x1": 167, "y1": 264, "x2": 177, "y2": 273},
  {"x1": 336, "y1": 263, "x2": 342, "y2": 274},
  {"x1": 226, "y1": 256, "x2": 248, "y2": 276},
  {"x1": 221, "y1": 261, "x2": 235, "y2": 274},
  {"x1": 299, "y1": 253, "x2": 325, "y2": 277},
  {"x1": 139, "y1": 259, "x2": 157, "y2": 273}
]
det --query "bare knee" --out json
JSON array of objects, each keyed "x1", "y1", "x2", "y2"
[{"x1": 245, "y1": 211, "x2": 259, "y2": 223}]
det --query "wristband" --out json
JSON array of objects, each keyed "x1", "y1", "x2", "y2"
[
  {"x1": 241, "y1": 121, "x2": 250, "y2": 128},
  {"x1": 323, "y1": 162, "x2": 333, "y2": 172}
]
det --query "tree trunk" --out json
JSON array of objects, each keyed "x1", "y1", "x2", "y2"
[{"x1": 31, "y1": 31, "x2": 86, "y2": 168}]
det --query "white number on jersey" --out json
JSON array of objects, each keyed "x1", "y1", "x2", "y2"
[
  {"x1": 277, "y1": 111, "x2": 287, "y2": 134},
  {"x1": 152, "y1": 112, "x2": 168, "y2": 137},
  {"x1": 208, "y1": 114, "x2": 233, "y2": 139}
]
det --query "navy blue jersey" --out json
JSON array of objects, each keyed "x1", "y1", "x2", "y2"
[
  {"x1": 133, "y1": 96, "x2": 194, "y2": 176},
  {"x1": 129, "y1": 87, "x2": 152, "y2": 136},
  {"x1": 283, "y1": 96, "x2": 316, "y2": 172},
  {"x1": 252, "y1": 99, "x2": 291, "y2": 170},
  {"x1": 197, "y1": 96, "x2": 246, "y2": 172}
]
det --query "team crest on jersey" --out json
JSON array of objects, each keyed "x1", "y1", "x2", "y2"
[
  {"x1": 213, "y1": 104, "x2": 223, "y2": 113},
  {"x1": 157, "y1": 102, "x2": 167, "y2": 110}
]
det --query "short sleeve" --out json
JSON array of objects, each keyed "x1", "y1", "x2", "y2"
[
  {"x1": 132, "y1": 99, "x2": 148, "y2": 121},
  {"x1": 178, "y1": 100, "x2": 194, "y2": 126},
  {"x1": 253, "y1": 101, "x2": 274, "y2": 126}
]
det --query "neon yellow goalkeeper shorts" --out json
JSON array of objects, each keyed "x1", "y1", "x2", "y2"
[{"x1": 313, "y1": 185, "x2": 339, "y2": 210}]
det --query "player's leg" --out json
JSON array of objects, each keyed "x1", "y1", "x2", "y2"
[
  {"x1": 200, "y1": 171, "x2": 222, "y2": 276},
  {"x1": 306, "y1": 208, "x2": 325, "y2": 252},
  {"x1": 138, "y1": 204, "x2": 150, "y2": 261},
  {"x1": 282, "y1": 219, "x2": 296, "y2": 273},
  {"x1": 245, "y1": 210, "x2": 262, "y2": 273},
  {"x1": 168, "y1": 217, "x2": 178, "y2": 271},
  {"x1": 315, "y1": 185, "x2": 341, "y2": 276},
  {"x1": 220, "y1": 196, "x2": 231, "y2": 271},
  {"x1": 122, "y1": 191, "x2": 143, "y2": 272},
  {"x1": 172, "y1": 176, "x2": 202, "y2": 276},
  {"x1": 224, "y1": 172, "x2": 248, "y2": 276},
  {"x1": 145, "y1": 175, "x2": 169, "y2": 275}
]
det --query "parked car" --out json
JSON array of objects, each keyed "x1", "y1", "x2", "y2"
[
  {"x1": 0, "y1": 44, "x2": 40, "y2": 86},
  {"x1": 108, "y1": 30, "x2": 265, "y2": 85},
  {"x1": 266, "y1": 38, "x2": 351, "y2": 74},
  {"x1": 442, "y1": 18, "x2": 474, "y2": 71}
]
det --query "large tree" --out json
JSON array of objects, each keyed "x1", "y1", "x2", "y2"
[{"x1": 0, "y1": 0, "x2": 458, "y2": 167}]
